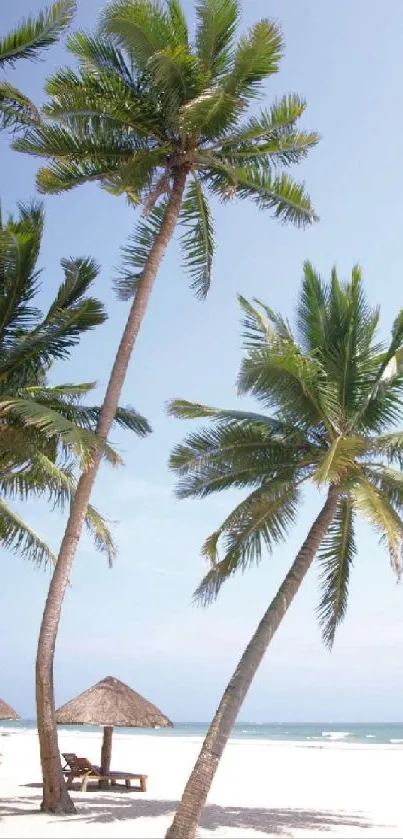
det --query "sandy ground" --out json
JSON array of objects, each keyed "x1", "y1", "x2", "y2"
[{"x1": 0, "y1": 727, "x2": 402, "y2": 838}]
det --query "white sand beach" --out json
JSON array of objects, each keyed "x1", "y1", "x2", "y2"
[{"x1": 1, "y1": 728, "x2": 403, "y2": 838}]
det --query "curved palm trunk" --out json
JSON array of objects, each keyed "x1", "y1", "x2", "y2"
[
  {"x1": 165, "y1": 485, "x2": 339, "y2": 839},
  {"x1": 36, "y1": 169, "x2": 187, "y2": 815}
]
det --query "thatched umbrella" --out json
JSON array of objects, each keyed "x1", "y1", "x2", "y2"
[
  {"x1": 0, "y1": 698, "x2": 20, "y2": 720},
  {"x1": 56, "y1": 676, "x2": 172, "y2": 776}
]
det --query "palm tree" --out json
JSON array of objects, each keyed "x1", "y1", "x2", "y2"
[
  {"x1": 0, "y1": 1, "x2": 75, "y2": 131},
  {"x1": 15, "y1": 0, "x2": 319, "y2": 813},
  {"x1": 166, "y1": 264, "x2": 403, "y2": 838},
  {"x1": 0, "y1": 199, "x2": 150, "y2": 566}
]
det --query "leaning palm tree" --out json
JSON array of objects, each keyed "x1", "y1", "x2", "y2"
[
  {"x1": 0, "y1": 1, "x2": 75, "y2": 131},
  {"x1": 166, "y1": 264, "x2": 403, "y2": 838},
  {"x1": 15, "y1": 0, "x2": 318, "y2": 813},
  {"x1": 0, "y1": 199, "x2": 150, "y2": 566}
]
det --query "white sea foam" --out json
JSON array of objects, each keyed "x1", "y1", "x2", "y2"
[
  {"x1": 390, "y1": 738, "x2": 403, "y2": 743},
  {"x1": 321, "y1": 731, "x2": 351, "y2": 740}
]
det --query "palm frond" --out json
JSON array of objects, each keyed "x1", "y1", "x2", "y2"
[
  {"x1": 239, "y1": 295, "x2": 293, "y2": 347},
  {"x1": 313, "y1": 436, "x2": 367, "y2": 485},
  {"x1": 231, "y1": 166, "x2": 318, "y2": 227},
  {"x1": 46, "y1": 256, "x2": 99, "y2": 316},
  {"x1": 317, "y1": 495, "x2": 356, "y2": 648},
  {"x1": 217, "y1": 95, "x2": 309, "y2": 147},
  {"x1": 0, "y1": 398, "x2": 102, "y2": 466},
  {"x1": 100, "y1": 0, "x2": 177, "y2": 72},
  {"x1": 225, "y1": 19, "x2": 283, "y2": 100},
  {"x1": 85, "y1": 504, "x2": 116, "y2": 567},
  {"x1": 168, "y1": 397, "x2": 289, "y2": 431},
  {"x1": 180, "y1": 176, "x2": 214, "y2": 299},
  {"x1": 179, "y1": 87, "x2": 243, "y2": 140},
  {"x1": 67, "y1": 31, "x2": 134, "y2": 82},
  {"x1": 237, "y1": 339, "x2": 325, "y2": 429},
  {"x1": 115, "y1": 200, "x2": 168, "y2": 300},
  {"x1": 351, "y1": 478, "x2": 403, "y2": 576},
  {"x1": 0, "y1": 201, "x2": 44, "y2": 343},
  {"x1": 194, "y1": 479, "x2": 300, "y2": 605},
  {"x1": 0, "y1": 81, "x2": 39, "y2": 131},
  {"x1": 44, "y1": 61, "x2": 163, "y2": 139},
  {"x1": 169, "y1": 408, "x2": 313, "y2": 500},
  {"x1": 147, "y1": 46, "x2": 202, "y2": 116},
  {"x1": 0, "y1": 498, "x2": 56, "y2": 568},
  {"x1": 166, "y1": 0, "x2": 189, "y2": 46},
  {"x1": 195, "y1": 0, "x2": 240, "y2": 78},
  {"x1": 0, "y1": 1, "x2": 75, "y2": 67}
]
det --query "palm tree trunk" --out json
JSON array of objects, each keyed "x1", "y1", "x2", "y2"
[
  {"x1": 36, "y1": 168, "x2": 187, "y2": 815},
  {"x1": 165, "y1": 485, "x2": 339, "y2": 839}
]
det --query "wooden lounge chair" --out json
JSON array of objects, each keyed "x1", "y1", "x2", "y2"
[{"x1": 61, "y1": 753, "x2": 147, "y2": 792}]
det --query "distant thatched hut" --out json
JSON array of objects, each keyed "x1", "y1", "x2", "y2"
[
  {"x1": 56, "y1": 676, "x2": 172, "y2": 775},
  {"x1": 0, "y1": 698, "x2": 20, "y2": 721}
]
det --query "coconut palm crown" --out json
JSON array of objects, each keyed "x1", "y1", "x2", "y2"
[
  {"x1": 15, "y1": 0, "x2": 319, "y2": 300},
  {"x1": 0, "y1": 200, "x2": 150, "y2": 567},
  {"x1": 0, "y1": 1, "x2": 75, "y2": 131},
  {"x1": 169, "y1": 264, "x2": 403, "y2": 647}
]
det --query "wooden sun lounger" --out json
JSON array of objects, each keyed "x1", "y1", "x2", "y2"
[{"x1": 61, "y1": 753, "x2": 147, "y2": 792}]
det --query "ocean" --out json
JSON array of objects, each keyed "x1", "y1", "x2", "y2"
[{"x1": 2, "y1": 720, "x2": 403, "y2": 745}]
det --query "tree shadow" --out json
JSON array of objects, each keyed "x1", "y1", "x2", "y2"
[{"x1": 0, "y1": 793, "x2": 378, "y2": 835}]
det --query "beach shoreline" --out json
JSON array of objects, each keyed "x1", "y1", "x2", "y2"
[{"x1": 1, "y1": 727, "x2": 402, "y2": 838}]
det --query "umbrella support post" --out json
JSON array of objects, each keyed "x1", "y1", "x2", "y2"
[{"x1": 100, "y1": 725, "x2": 113, "y2": 789}]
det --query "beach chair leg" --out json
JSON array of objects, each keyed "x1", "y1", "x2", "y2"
[
  {"x1": 140, "y1": 776, "x2": 147, "y2": 792},
  {"x1": 111, "y1": 779, "x2": 117, "y2": 786},
  {"x1": 66, "y1": 773, "x2": 74, "y2": 790},
  {"x1": 81, "y1": 774, "x2": 90, "y2": 792},
  {"x1": 125, "y1": 779, "x2": 131, "y2": 789}
]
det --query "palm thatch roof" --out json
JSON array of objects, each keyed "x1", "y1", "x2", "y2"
[
  {"x1": 0, "y1": 698, "x2": 20, "y2": 720},
  {"x1": 55, "y1": 676, "x2": 172, "y2": 728}
]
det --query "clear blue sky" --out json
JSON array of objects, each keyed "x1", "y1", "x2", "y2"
[{"x1": 2, "y1": 0, "x2": 403, "y2": 723}]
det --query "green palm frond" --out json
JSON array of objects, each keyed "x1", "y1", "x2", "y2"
[
  {"x1": 313, "y1": 436, "x2": 367, "y2": 485},
  {"x1": 0, "y1": 81, "x2": 40, "y2": 131},
  {"x1": 115, "y1": 200, "x2": 169, "y2": 300},
  {"x1": 67, "y1": 31, "x2": 134, "y2": 81},
  {"x1": 179, "y1": 87, "x2": 243, "y2": 140},
  {"x1": 180, "y1": 177, "x2": 214, "y2": 299},
  {"x1": 351, "y1": 478, "x2": 403, "y2": 575},
  {"x1": 0, "y1": 398, "x2": 102, "y2": 464},
  {"x1": 168, "y1": 397, "x2": 289, "y2": 431},
  {"x1": 43, "y1": 62, "x2": 163, "y2": 138},
  {"x1": 0, "y1": 201, "x2": 44, "y2": 342},
  {"x1": 0, "y1": 1, "x2": 75, "y2": 67},
  {"x1": 363, "y1": 465, "x2": 403, "y2": 513},
  {"x1": 85, "y1": 504, "x2": 116, "y2": 567},
  {"x1": 316, "y1": 496, "x2": 356, "y2": 648},
  {"x1": 210, "y1": 165, "x2": 318, "y2": 227},
  {"x1": 169, "y1": 405, "x2": 314, "y2": 499},
  {"x1": 237, "y1": 339, "x2": 325, "y2": 429},
  {"x1": 194, "y1": 479, "x2": 300, "y2": 605},
  {"x1": 218, "y1": 95, "x2": 309, "y2": 147},
  {"x1": 225, "y1": 19, "x2": 283, "y2": 100},
  {"x1": 0, "y1": 498, "x2": 56, "y2": 567},
  {"x1": 100, "y1": 0, "x2": 178, "y2": 71},
  {"x1": 147, "y1": 46, "x2": 202, "y2": 116},
  {"x1": 196, "y1": 0, "x2": 240, "y2": 78},
  {"x1": 166, "y1": 0, "x2": 189, "y2": 46}
]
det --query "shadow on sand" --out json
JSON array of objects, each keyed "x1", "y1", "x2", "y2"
[{"x1": 0, "y1": 790, "x2": 377, "y2": 835}]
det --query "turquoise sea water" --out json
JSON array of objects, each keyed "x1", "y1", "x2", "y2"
[{"x1": 2, "y1": 720, "x2": 403, "y2": 745}]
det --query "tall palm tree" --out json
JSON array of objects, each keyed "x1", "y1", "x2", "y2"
[
  {"x1": 0, "y1": 1, "x2": 75, "y2": 131},
  {"x1": 15, "y1": 0, "x2": 319, "y2": 813},
  {"x1": 0, "y1": 199, "x2": 150, "y2": 566},
  {"x1": 166, "y1": 264, "x2": 403, "y2": 838}
]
